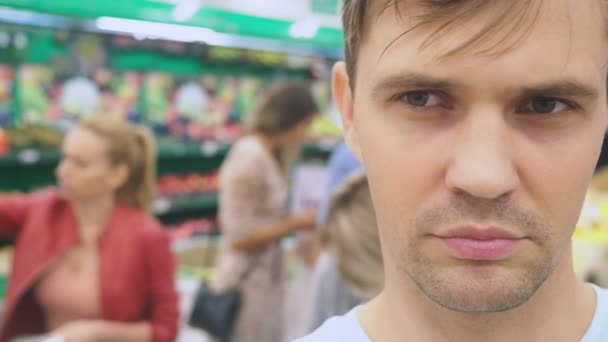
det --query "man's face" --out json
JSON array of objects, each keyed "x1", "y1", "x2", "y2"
[{"x1": 334, "y1": 0, "x2": 608, "y2": 312}]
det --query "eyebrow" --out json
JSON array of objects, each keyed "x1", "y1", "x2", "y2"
[
  {"x1": 371, "y1": 73, "x2": 462, "y2": 97},
  {"x1": 371, "y1": 72, "x2": 599, "y2": 102},
  {"x1": 519, "y1": 82, "x2": 598, "y2": 102}
]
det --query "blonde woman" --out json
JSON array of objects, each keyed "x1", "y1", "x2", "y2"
[
  {"x1": 307, "y1": 171, "x2": 383, "y2": 332},
  {"x1": 0, "y1": 116, "x2": 178, "y2": 342}
]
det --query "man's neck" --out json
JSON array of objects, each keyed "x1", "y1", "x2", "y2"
[
  {"x1": 361, "y1": 248, "x2": 597, "y2": 342},
  {"x1": 72, "y1": 195, "x2": 115, "y2": 244}
]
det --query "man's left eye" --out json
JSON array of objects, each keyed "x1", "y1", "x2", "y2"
[{"x1": 522, "y1": 97, "x2": 569, "y2": 114}]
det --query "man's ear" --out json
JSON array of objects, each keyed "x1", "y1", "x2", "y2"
[{"x1": 332, "y1": 61, "x2": 362, "y2": 161}]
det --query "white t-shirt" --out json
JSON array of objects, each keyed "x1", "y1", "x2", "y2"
[{"x1": 296, "y1": 285, "x2": 608, "y2": 342}]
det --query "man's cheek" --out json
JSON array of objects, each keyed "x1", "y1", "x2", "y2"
[{"x1": 358, "y1": 131, "x2": 397, "y2": 166}]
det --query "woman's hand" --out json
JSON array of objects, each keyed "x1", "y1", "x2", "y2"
[
  {"x1": 292, "y1": 210, "x2": 318, "y2": 232},
  {"x1": 51, "y1": 320, "x2": 102, "y2": 342}
]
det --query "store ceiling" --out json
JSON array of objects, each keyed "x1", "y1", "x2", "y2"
[{"x1": 0, "y1": 0, "x2": 343, "y2": 50}]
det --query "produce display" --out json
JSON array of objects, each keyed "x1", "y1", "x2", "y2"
[
  {"x1": 0, "y1": 25, "x2": 337, "y2": 232},
  {"x1": 157, "y1": 172, "x2": 219, "y2": 196}
]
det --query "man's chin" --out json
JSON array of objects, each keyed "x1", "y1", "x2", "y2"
[
  {"x1": 410, "y1": 266, "x2": 551, "y2": 313},
  {"x1": 427, "y1": 288, "x2": 534, "y2": 313}
]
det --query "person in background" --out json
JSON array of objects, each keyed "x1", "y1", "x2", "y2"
[
  {"x1": 315, "y1": 142, "x2": 363, "y2": 226},
  {"x1": 0, "y1": 115, "x2": 179, "y2": 342},
  {"x1": 292, "y1": 142, "x2": 363, "y2": 284},
  {"x1": 307, "y1": 171, "x2": 383, "y2": 332},
  {"x1": 301, "y1": 142, "x2": 362, "y2": 331},
  {"x1": 211, "y1": 83, "x2": 318, "y2": 342}
]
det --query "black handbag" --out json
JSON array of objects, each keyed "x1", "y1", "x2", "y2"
[
  {"x1": 188, "y1": 282, "x2": 242, "y2": 342},
  {"x1": 188, "y1": 258, "x2": 259, "y2": 342}
]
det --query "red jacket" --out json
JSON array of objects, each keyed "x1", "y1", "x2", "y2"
[{"x1": 0, "y1": 191, "x2": 179, "y2": 342}]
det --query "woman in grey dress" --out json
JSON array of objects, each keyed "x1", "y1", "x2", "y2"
[{"x1": 212, "y1": 83, "x2": 318, "y2": 342}]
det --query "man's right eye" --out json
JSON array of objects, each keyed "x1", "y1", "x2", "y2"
[{"x1": 400, "y1": 91, "x2": 442, "y2": 108}]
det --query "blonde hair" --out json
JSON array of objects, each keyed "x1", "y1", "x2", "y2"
[
  {"x1": 79, "y1": 115, "x2": 156, "y2": 213},
  {"x1": 325, "y1": 171, "x2": 384, "y2": 298}
]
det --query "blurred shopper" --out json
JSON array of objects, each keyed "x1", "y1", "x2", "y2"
[
  {"x1": 307, "y1": 171, "x2": 383, "y2": 332},
  {"x1": 211, "y1": 83, "x2": 318, "y2": 342},
  {"x1": 301, "y1": 142, "x2": 362, "y2": 333},
  {"x1": 300, "y1": 142, "x2": 363, "y2": 268},
  {"x1": 315, "y1": 143, "x2": 363, "y2": 227},
  {"x1": 0, "y1": 115, "x2": 179, "y2": 342}
]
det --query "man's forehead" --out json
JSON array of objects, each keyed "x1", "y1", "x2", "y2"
[
  {"x1": 359, "y1": 0, "x2": 608, "y2": 79},
  {"x1": 363, "y1": 0, "x2": 606, "y2": 56}
]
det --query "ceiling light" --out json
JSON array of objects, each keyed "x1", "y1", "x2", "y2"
[
  {"x1": 95, "y1": 16, "x2": 231, "y2": 45},
  {"x1": 172, "y1": 0, "x2": 201, "y2": 22},
  {"x1": 288, "y1": 15, "x2": 321, "y2": 39}
]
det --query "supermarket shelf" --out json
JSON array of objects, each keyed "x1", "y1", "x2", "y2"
[
  {"x1": 155, "y1": 193, "x2": 219, "y2": 224},
  {"x1": 0, "y1": 149, "x2": 61, "y2": 168},
  {"x1": 0, "y1": 141, "x2": 331, "y2": 172},
  {"x1": 157, "y1": 141, "x2": 230, "y2": 175},
  {"x1": 0, "y1": 141, "x2": 231, "y2": 168},
  {"x1": 0, "y1": 140, "x2": 334, "y2": 193},
  {"x1": 0, "y1": 142, "x2": 231, "y2": 191},
  {"x1": 158, "y1": 141, "x2": 230, "y2": 160}
]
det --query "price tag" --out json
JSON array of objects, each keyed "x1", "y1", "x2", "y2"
[
  {"x1": 18, "y1": 149, "x2": 41, "y2": 165},
  {"x1": 153, "y1": 197, "x2": 172, "y2": 215},
  {"x1": 317, "y1": 138, "x2": 339, "y2": 151},
  {"x1": 200, "y1": 141, "x2": 220, "y2": 157}
]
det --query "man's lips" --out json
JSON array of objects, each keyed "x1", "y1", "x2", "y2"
[{"x1": 434, "y1": 225, "x2": 526, "y2": 261}]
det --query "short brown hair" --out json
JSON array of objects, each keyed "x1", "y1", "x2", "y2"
[
  {"x1": 247, "y1": 82, "x2": 318, "y2": 135},
  {"x1": 342, "y1": 0, "x2": 547, "y2": 90}
]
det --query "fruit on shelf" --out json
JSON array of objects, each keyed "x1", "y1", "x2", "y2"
[
  {"x1": 166, "y1": 218, "x2": 218, "y2": 241},
  {"x1": 157, "y1": 172, "x2": 218, "y2": 196}
]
